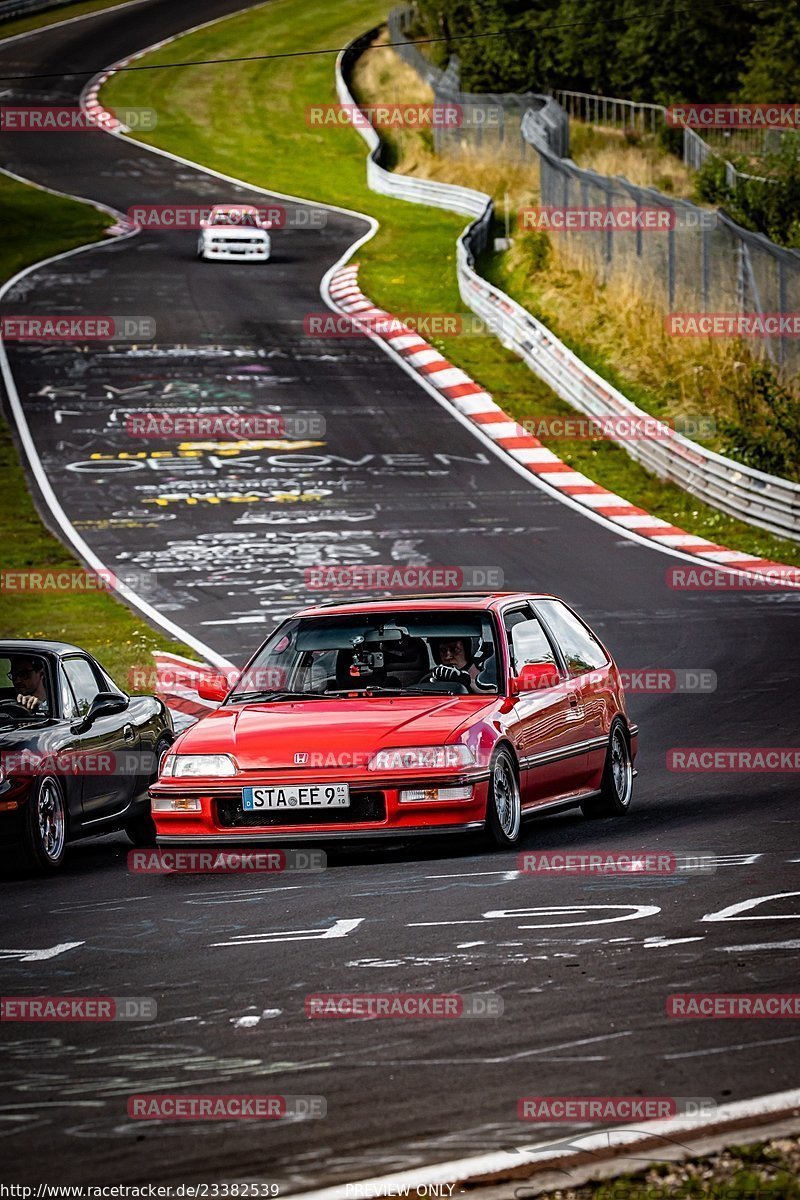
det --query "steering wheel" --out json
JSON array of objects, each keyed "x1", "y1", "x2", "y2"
[
  {"x1": 418, "y1": 668, "x2": 470, "y2": 689},
  {"x1": 0, "y1": 699, "x2": 41, "y2": 717}
]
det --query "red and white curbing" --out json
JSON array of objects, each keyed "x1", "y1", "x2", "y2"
[
  {"x1": 151, "y1": 652, "x2": 225, "y2": 722},
  {"x1": 328, "y1": 264, "x2": 799, "y2": 582}
]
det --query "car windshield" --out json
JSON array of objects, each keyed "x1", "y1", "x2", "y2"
[
  {"x1": 210, "y1": 210, "x2": 258, "y2": 226},
  {"x1": 227, "y1": 612, "x2": 500, "y2": 699}
]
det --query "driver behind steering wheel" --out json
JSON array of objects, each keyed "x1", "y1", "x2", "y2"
[
  {"x1": 428, "y1": 637, "x2": 480, "y2": 693},
  {"x1": 7, "y1": 655, "x2": 50, "y2": 715}
]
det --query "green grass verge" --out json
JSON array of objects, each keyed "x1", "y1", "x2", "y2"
[
  {"x1": 536, "y1": 1138, "x2": 800, "y2": 1198},
  {"x1": 101, "y1": 0, "x2": 800, "y2": 566},
  {"x1": 0, "y1": 173, "x2": 196, "y2": 685},
  {"x1": 0, "y1": 0, "x2": 132, "y2": 42}
]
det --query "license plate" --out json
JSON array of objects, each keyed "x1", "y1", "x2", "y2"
[{"x1": 242, "y1": 784, "x2": 350, "y2": 810}]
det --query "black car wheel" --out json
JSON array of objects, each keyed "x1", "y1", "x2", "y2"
[
  {"x1": 23, "y1": 775, "x2": 67, "y2": 872},
  {"x1": 581, "y1": 720, "x2": 634, "y2": 818},
  {"x1": 485, "y1": 747, "x2": 522, "y2": 848}
]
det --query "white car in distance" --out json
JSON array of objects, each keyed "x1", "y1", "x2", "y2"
[{"x1": 197, "y1": 204, "x2": 272, "y2": 262}]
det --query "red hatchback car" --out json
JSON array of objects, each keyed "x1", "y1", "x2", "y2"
[{"x1": 150, "y1": 593, "x2": 638, "y2": 848}]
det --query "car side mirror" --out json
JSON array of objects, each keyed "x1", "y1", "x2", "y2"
[
  {"x1": 71, "y1": 690, "x2": 128, "y2": 733},
  {"x1": 510, "y1": 663, "x2": 560, "y2": 695},
  {"x1": 197, "y1": 674, "x2": 233, "y2": 703}
]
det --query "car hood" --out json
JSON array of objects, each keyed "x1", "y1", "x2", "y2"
[
  {"x1": 203, "y1": 226, "x2": 268, "y2": 238},
  {"x1": 173, "y1": 695, "x2": 496, "y2": 769}
]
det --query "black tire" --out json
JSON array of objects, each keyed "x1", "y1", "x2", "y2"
[
  {"x1": 581, "y1": 720, "x2": 634, "y2": 818},
  {"x1": 125, "y1": 735, "x2": 170, "y2": 847},
  {"x1": 22, "y1": 775, "x2": 68, "y2": 872},
  {"x1": 484, "y1": 746, "x2": 522, "y2": 848}
]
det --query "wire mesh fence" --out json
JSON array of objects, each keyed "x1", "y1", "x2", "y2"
[
  {"x1": 388, "y1": 4, "x2": 800, "y2": 378},
  {"x1": 387, "y1": 5, "x2": 569, "y2": 160}
]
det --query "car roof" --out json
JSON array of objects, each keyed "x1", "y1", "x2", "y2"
[
  {"x1": 292, "y1": 592, "x2": 558, "y2": 617},
  {"x1": 0, "y1": 639, "x2": 86, "y2": 656},
  {"x1": 211, "y1": 203, "x2": 257, "y2": 212}
]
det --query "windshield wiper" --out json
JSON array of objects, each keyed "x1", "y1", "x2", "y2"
[{"x1": 227, "y1": 690, "x2": 315, "y2": 703}]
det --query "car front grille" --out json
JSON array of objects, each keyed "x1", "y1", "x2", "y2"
[
  {"x1": 211, "y1": 238, "x2": 265, "y2": 247},
  {"x1": 215, "y1": 792, "x2": 387, "y2": 827}
]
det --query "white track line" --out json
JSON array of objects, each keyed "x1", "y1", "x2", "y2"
[{"x1": 0, "y1": 201, "x2": 229, "y2": 667}]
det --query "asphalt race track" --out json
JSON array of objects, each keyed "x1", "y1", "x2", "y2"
[{"x1": 1, "y1": 0, "x2": 799, "y2": 1189}]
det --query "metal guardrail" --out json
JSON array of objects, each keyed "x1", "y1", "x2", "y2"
[
  {"x1": 0, "y1": 0, "x2": 68, "y2": 19},
  {"x1": 339, "y1": 31, "x2": 494, "y2": 246},
  {"x1": 337, "y1": 34, "x2": 800, "y2": 543}
]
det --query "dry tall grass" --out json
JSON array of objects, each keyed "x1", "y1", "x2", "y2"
[
  {"x1": 350, "y1": 33, "x2": 797, "y2": 444},
  {"x1": 351, "y1": 33, "x2": 540, "y2": 211},
  {"x1": 568, "y1": 124, "x2": 696, "y2": 198}
]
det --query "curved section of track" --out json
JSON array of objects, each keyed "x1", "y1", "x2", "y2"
[{"x1": 1, "y1": 1, "x2": 799, "y2": 1189}]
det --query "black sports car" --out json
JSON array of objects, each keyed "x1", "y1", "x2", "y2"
[{"x1": 0, "y1": 640, "x2": 173, "y2": 873}]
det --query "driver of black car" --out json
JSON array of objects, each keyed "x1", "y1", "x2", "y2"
[
  {"x1": 8, "y1": 655, "x2": 50, "y2": 715},
  {"x1": 429, "y1": 637, "x2": 481, "y2": 693}
]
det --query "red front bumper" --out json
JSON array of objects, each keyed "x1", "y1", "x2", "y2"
[{"x1": 150, "y1": 772, "x2": 490, "y2": 842}]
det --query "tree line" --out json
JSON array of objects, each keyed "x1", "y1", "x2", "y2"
[{"x1": 413, "y1": 0, "x2": 800, "y2": 103}]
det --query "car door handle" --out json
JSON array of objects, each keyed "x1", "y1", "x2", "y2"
[{"x1": 123, "y1": 724, "x2": 135, "y2": 742}]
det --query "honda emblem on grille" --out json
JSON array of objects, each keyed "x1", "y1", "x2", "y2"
[{"x1": 294, "y1": 752, "x2": 309, "y2": 764}]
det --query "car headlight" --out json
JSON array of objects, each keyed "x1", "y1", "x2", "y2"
[
  {"x1": 161, "y1": 754, "x2": 236, "y2": 778},
  {"x1": 368, "y1": 745, "x2": 475, "y2": 771}
]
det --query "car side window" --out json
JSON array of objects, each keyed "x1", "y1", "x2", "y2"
[
  {"x1": 62, "y1": 656, "x2": 101, "y2": 717},
  {"x1": 503, "y1": 609, "x2": 557, "y2": 674},
  {"x1": 536, "y1": 601, "x2": 608, "y2": 677},
  {"x1": 58, "y1": 666, "x2": 79, "y2": 720}
]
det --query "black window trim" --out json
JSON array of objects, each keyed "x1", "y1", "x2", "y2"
[
  {"x1": 533, "y1": 599, "x2": 610, "y2": 679},
  {"x1": 497, "y1": 601, "x2": 567, "y2": 683},
  {"x1": 61, "y1": 653, "x2": 105, "y2": 716}
]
